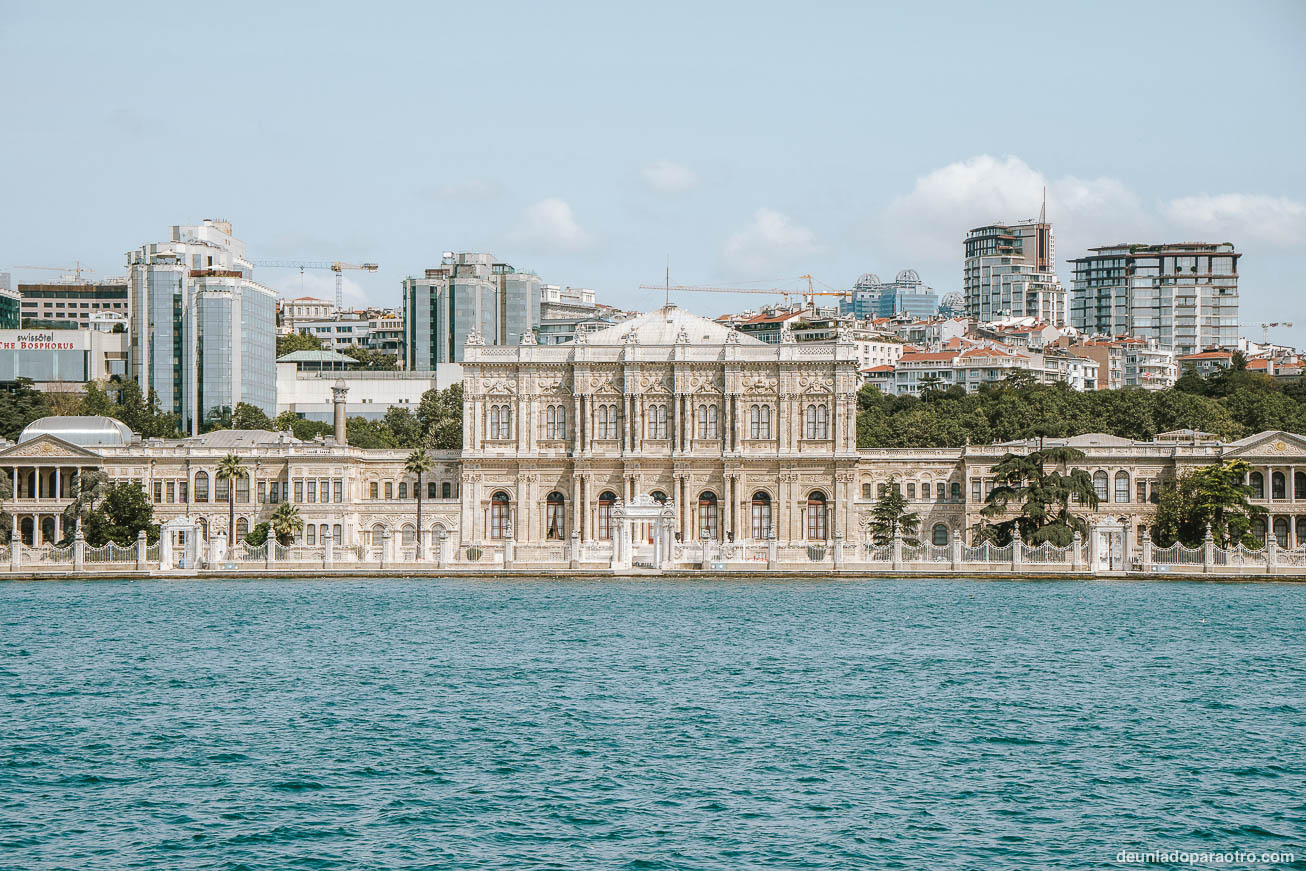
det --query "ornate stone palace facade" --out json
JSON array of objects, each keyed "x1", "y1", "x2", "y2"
[{"x1": 3, "y1": 305, "x2": 1306, "y2": 569}]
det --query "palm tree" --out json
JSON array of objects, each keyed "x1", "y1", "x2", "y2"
[
  {"x1": 405, "y1": 447, "x2": 434, "y2": 559},
  {"x1": 269, "y1": 502, "x2": 304, "y2": 546},
  {"x1": 215, "y1": 454, "x2": 243, "y2": 547}
]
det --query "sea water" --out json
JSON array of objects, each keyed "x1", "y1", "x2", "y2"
[{"x1": 1, "y1": 577, "x2": 1304, "y2": 869}]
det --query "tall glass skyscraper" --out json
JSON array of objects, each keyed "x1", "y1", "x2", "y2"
[
  {"x1": 402, "y1": 253, "x2": 541, "y2": 369},
  {"x1": 126, "y1": 219, "x2": 277, "y2": 434},
  {"x1": 962, "y1": 199, "x2": 1067, "y2": 326}
]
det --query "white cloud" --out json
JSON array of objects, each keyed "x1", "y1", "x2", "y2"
[
  {"x1": 721, "y1": 208, "x2": 823, "y2": 277},
  {"x1": 875, "y1": 154, "x2": 1149, "y2": 269},
  {"x1": 1162, "y1": 193, "x2": 1306, "y2": 249},
  {"x1": 640, "y1": 159, "x2": 699, "y2": 194},
  {"x1": 507, "y1": 197, "x2": 596, "y2": 253}
]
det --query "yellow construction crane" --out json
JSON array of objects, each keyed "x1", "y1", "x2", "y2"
[
  {"x1": 15, "y1": 262, "x2": 95, "y2": 282},
  {"x1": 638, "y1": 274, "x2": 845, "y2": 307},
  {"x1": 253, "y1": 260, "x2": 379, "y2": 310}
]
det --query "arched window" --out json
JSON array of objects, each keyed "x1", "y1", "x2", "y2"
[
  {"x1": 931, "y1": 524, "x2": 949, "y2": 546},
  {"x1": 236, "y1": 517, "x2": 249, "y2": 539},
  {"x1": 215, "y1": 475, "x2": 230, "y2": 502},
  {"x1": 697, "y1": 404, "x2": 717, "y2": 439},
  {"x1": 861, "y1": 482, "x2": 872, "y2": 499},
  {"x1": 805, "y1": 403, "x2": 828, "y2": 439},
  {"x1": 1272, "y1": 471, "x2": 1286, "y2": 500},
  {"x1": 428, "y1": 481, "x2": 437, "y2": 499},
  {"x1": 697, "y1": 491, "x2": 719, "y2": 540},
  {"x1": 490, "y1": 405, "x2": 501, "y2": 440},
  {"x1": 194, "y1": 471, "x2": 209, "y2": 502},
  {"x1": 370, "y1": 523, "x2": 385, "y2": 546},
  {"x1": 546, "y1": 491, "x2": 565, "y2": 540},
  {"x1": 597, "y1": 491, "x2": 617, "y2": 541},
  {"x1": 1297, "y1": 471, "x2": 1306, "y2": 499},
  {"x1": 596, "y1": 404, "x2": 616, "y2": 440},
  {"x1": 490, "y1": 491, "x2": 511, "y2": 539},
  {"x1": 1249, "y1": 471, "x2": 1265, "y2": 499},
  {"x1": 399, "y1": 482, "x2": 408, "y2": 500},
  {"x1": 750, "y1": 404, "x2": 771, "y2": 439},
  {"x1": 333, "y1": 524, "x2": 342, "y2": 544},
  {"x1": 320, "y1": 524, "x2": 328, "y2": 544},
  {"x1": 306, "y1": 525, "x2": 316, "y2": 546},
  {"x1": 806, "y1": 491, "x2": 828, "y2": 540},
  {"x1": 402, "y1": 524, "x2": 416, "y2": 546},
  {"x1": 442, "y1": 481, "x2": 452, "y2": 499},
  {"x1": 546, "y1": 405, "x2": 566, "y2": 440},
  {"x1": 1251, "y1": 517, "x2": 1267, "y2": 543},
  {"x1": 1296, "y1": 517, "x2": 1306, "y2": 546},
  {"x1": 651, "y1": 490, "x2": 668, "y2": 504},
  {"x1": 751, "y1": 491, "x2": 772, "y2": 540},
  {"x1": 1114, "y1": 471, "x2": 1130, "y2": 503},
  {"x1": 950, "y1": 482, "x2": 962, "y2": 502},
  {"x1": 647, "y1": 404, "x2": 667, "y2": 439},
  {"x1": 1273, "y1": 517, "x2": 1289, "y2": 547},
  {"x1": 1092, "y1": 471, "x2": 1109, "y2": 502}
]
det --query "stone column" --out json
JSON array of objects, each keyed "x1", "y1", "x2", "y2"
[
  {"x1": 11, "y1": 528, "x2": 21, "y2": 571},
  {"x1": 951, "y1": 529, "x2": 963, "y2": 570},
  {"x1": 1202, "y1": 524, "x2": 1213, "y2": 573},
  {"x1": 891, "y1": 526, "x2": 903, "y2": 571},
  {"x1": 1140, "y1": 529, "x2": 1152, "y2": 572},
  {"x1": 323, "y1": 530, "x2": 333, "y2": 570},
  {"x1": 73, "y1": 522, "x2": 85, "y2": 571},
  {"x1": 767, "y1": 528, "x2": 778, "y2": 570},
  {"x1": 1011, "y1": 526, "x2": 1023, "y2": 572},
  {"x1": 673, "y1": 395, "x2": 681, "y2": 455},
  {"x1": 136, "y1": 529, "x2": 147, "y2": 571},
  {"x1": 568, "y1": 530, "x2": 580, "y2": 569},
  {"x1": 832, "y1": 530, "x2": 843, "y2": 571},
  {"x1": 380, "y1": 528, "x2": 391, "y2": 569},
  {"x1": 1071, "y1": 530, "x2": 1083, "y2": 571},
  {"x1": 1267, "y1": 533, "x2": 1277, "y2": 575},
  {"x1": 571, "y1": 475, "x2": 581, "y2": 540}
]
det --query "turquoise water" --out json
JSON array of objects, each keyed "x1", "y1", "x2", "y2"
[{"x1": 2, "y1": 578, "x2": 1304, "y2": 869}]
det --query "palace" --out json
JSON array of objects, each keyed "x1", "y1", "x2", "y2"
[{"x1": 3, "y1": 305, "x2": 1306, "y2": 570}]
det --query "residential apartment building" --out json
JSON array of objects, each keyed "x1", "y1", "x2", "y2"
[
  {"x1": 1070, "y1": 243, "x2": 1240, "y2": 356},
  {"x1": 18, "y1": 280, "x2": 128, "y2": 329},
  {"x1": 402, "y1": 253, "x2": 542, "y2": 369},
  {"x1": 1060, "y1": 337, "x2": 1177, "y2": 390},
  {"x1": 963, "y1": 212, "x2": 1066, "y2": 326},
  {"x1": 125, "y1": 219, "x2": 277, "y2": 434}
]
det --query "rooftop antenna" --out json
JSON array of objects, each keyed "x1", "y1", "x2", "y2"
[
  {"x1": 1039, "y1": 186, "x2": 1047, "y2": 225},
  {"x1": 665, "y1": 257, "x2": 671, "y2": 316}
]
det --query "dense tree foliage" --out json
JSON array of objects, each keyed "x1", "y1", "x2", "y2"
[
  {"x1": 0, "y1": 379, "x2": 51, "y2": 441},
  {"x1": 978, "y1": 446, "x2": 1099, "y2": 547},
  {"x1": 343, "y1": 345, "x2": 399, "y2": 370},
  {"x1": 85, "y1": 482, "x2": 159, "y2": 546},
  {"x1": 269, "y1": 502, "x2": 303, "y2": 545},
  {"x1": 1149, "y1": 460, "x2": 1266, "y2": 549},
  {"x1": 276, "y1": 332, "x2": 324, "y2": 357},
  {"x1": 856, "y1": 366, "x2": 1306, "y2": 448},
  {"x1": 866, "y1": 478, "x2": 919, "y2": 546}
]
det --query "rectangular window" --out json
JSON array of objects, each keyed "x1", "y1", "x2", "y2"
[
  {"x1": 921, "y1": 482, "x2": 931, "y2": 500},
  {"x1": 370, "y1": 482, "x2": 379, "y2": 499},
  {"x1": 334, "y1": 480, "x2": 343, "y2": 503},
  {"x1": 166, "y1": 481, "x2": 175, "y2": 503},
  {"x1": 385, "y1": 482, "x2": 393, "y2": 500},
  {"x1": 294, "y1": 480, "x2": 304, "y2": 502},
  {"x1": 971, "y1": 480, "x2": 981, "y2": 503},
  {"x1": 907, "y1": 484, "x2": 916, "y2": 499},
  {"x1": 307, "y1": 480, "x2": 317, "y2": 503},
  {"x1": 258, "y1": 481, "x2": 267, "y2": 504},
  {"x1": 153, "y1": 481, "x2": 162, "y2": 503},
  {"x1": 1137, "y1": 480, "x2": 1147, "y2": 503},
  {"x1": 442, "y1": 482, "x2": 451, "y2": 499},
  {"x1": 319, "y1": 479, "x2": 329, "y2": 503},
  {"x1": 216, "y1": 477, "x2": 230, "y2": 502},
  {"x1": 237, "y1": 476, "x2": 249, "y2": 504},
  {"x1": 179, "y1": 482, "x2": 188, "y2": 503},
  {"x1": 269, "y1": 482, "x2": 280, "y2": 504}
]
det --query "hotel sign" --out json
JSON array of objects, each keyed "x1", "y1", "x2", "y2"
[{"x1": 0, "y1": 330, "x2": 89, "y2": 352}]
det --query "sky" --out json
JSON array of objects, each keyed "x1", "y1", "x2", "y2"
[{"x1": 2, "y1": 0, "x2": 1304, "y2": 344}]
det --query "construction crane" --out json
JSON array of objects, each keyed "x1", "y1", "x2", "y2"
[
  {"x1": 638, "y1": 274, "x2": 846, "y2": 307},
  {"x1": 1239, "y1": 322, "x2": 1294, "y2": 344},
  {"x1": 15, "y1": 262, "x2": 95, "y2": 282},
  {"x1": 253, "y1": 260, "x2": 379, "y2": 311}
]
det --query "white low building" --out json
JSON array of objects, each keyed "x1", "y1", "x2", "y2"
[{"x1": 276, "y1": 363, "x2": 463, "y2": 421}]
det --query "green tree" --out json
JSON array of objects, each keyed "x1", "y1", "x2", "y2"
[
  {"x1": 0, "y1": 473, "x2": 13, "y2": 540},
  {"x1": 866, "y1": 478, "x2": 920, "y2": 546},
  {"x1": 383, "y1": 407, "x2": 424, "y2": 448},
  {"x1": 244, "y1": 521, "x2": 270, "y2": 546},
  {"x1": 0, "y1": 378, "x2": 51, "y2": 441},
  {"x1": 1149, "y1": 459, "x2": 1266, "y2": 549},
  {"x1": 343, "y1": 345, "x2": 399, "y2": 371},
  {"x1": 59, "y1": 469, "x2": 109, "y2": 543},
  {"x1": 273, "y1": 411, "x2": 334, "y2": 441},
  {"x1": 215, "y1": 454, "x2": 243, "y2": 545},
  {"x1": 979, "y1": 446, "x2": 1099, "y2": 546},
  {"x1": 85, "y1": 482, "x2": 159, "y2": 546},
  {"x1": 417, "y1": 383, "x2": 464, "y2": 449},
  {"x1": 269, "y1": 502, "x2": 304, "y2": 545},
  {"x1": 232, "y1": 402, "x2": 274, "y2": 430},
  {"x1": 405, "y1": 447, "x2": 434, "y2": 558},
  {"x1": 346, "y1": 416, "x2": 397, "y2": 448},
  {"x1": 276, "y1": 332, "x2": 324, "y2": 357}
]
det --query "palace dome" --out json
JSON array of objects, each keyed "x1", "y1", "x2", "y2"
[{"x1": 19, "y1": 416, "x2": 135, "y2": 447}]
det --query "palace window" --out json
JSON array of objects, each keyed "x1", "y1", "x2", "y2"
[
  {"x1": 1273, "y1": 517, "x2": 1289, "y2": 547},
  {"x1": 751, "y1": 491, "x2": 772, "y2": 540},
  {"x1": 490, "y1": 405, "x2": 512, "y2": 440},
  {"x1": 442, "y1": 482, "x2": 452, "y2": 499},
  {"x1": 750, "y1": 404, "x2": 771, "y2": 439},
  {"x1": 932, "y1": 524, "x2": 949, "y2": 546},
  {"x1": 490, "y1": 491, "x2": 511, "y2": 540},
  {"x1": 1249, "y1": 471, "x2": 1265, "y2": 499},
  {"x1": 806, "y1": 491, "x2": 828, "y2": 540},
  {"x1": 647, "y1": 404, "x2": 668, "y2": 439},
  {"x1": 598, "y1": 404, "x2": 618, "y2": 440},
  {"x1": 307, "y1": 480, "x2": 316, "y2": 503},
  {"x1": 597, "y1": 490, "x2": 617, "y2": 541},
  {"x1": 805, "y1": 403, "x2": 829, "y2": 439},
  {"x1": 1114, "y1": 471, "x2": 1130, "y2": 503},
  {"x1": 369, "y1": 481, "x2": 378, "y2": 500},
  {"x1": 1272, "y1": 471, "x2": 1286, "y2": 500},
  {"x1": 921, "y1": 482, "x2": 931, "y2": 500},
  {"x1": 546, "y1": 492, "x2": 565, "y2": 540},
  {"x1": 1092, "y1": 471, "x2": 1109, "y2": 502},
  {"x1": 399, "y1": 482, "x2": 408, "y2": 500},
  {"x1": 697, "y1": 404, "x2": 718, "y2": 439},
  {"x1": 428, "y1": 482, "x2": 437, "y2": 499},
  {"x1": 194, "y1": 471, "x2": 209, "y2": 502},
  {"x1": 385, "y1": 481, "x2": 393, "y2": 500},
  {"x1": 951, "y1": 482, "x2": 962, "y2": 502},
  {"x1": 697, "y1": 492, "x2": 719, "y2": 540},
  {"x1": 546, "y1": 404, "x2": 566, "y2": 440}
]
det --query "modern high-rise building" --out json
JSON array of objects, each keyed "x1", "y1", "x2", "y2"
[
  {"x1": 402, "y1": 253, "x2": 542, "y2": 369},
  {"x1": 18, "y1": 279, "x2": 128, "y2": 329},
  {"x1": 125, "y1": 219, "x2": 277, "y2": 434},
  {"x1": 840, "y1": 270, "x2": 939, "y2": 319},
  {"x1": 1069, "y1": 243, "x2": 1240, "y2": 355},
  {"x1": 963, "y1": 201, "x2": 1066, "y2": 325}
]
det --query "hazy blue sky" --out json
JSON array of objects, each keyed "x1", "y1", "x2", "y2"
[{"x1": 2, "y1": 1, "x2": 1303, "y2": 342}]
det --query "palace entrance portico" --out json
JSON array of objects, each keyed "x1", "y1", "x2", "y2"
[{"x1": 0, "y1": 435, "x2": 105, "y2": 545}]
